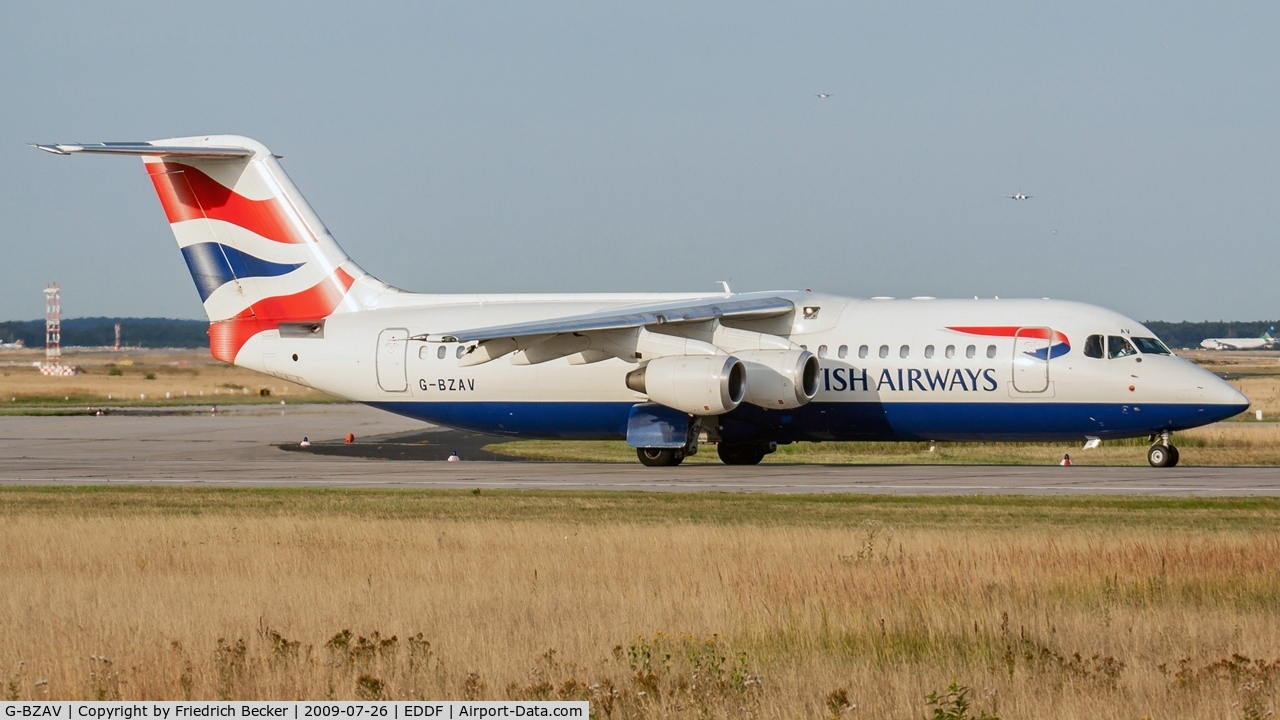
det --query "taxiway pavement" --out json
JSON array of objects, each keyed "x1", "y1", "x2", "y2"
[{"x1": 0, "y1": 404, "x2": 1277, "y2": 495}]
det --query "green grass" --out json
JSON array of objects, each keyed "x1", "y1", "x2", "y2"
[
  {"x1": 485, "y1": 425, "x2": 1280, "y2": 465},
  {"x1": 0, "y1": 395, "x2": 348, "y2": 413},
  {"x1": 485, "y1": 437, "x2": 1195, "y2": 465},
  {"x1": 1, "y1": 486, "x2": 1278, "y2": 531}
]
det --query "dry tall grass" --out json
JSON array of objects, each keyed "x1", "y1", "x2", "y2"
[
  {"x1": 0, "y1": 349, "x2": 328, "y2": 407},
  {"x1": 2, "y1": 490, "x2": 1278, "y2": 718}
]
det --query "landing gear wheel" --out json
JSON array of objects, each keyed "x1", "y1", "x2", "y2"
[
  {"x1": 637, "y1": 448, "x2": 684, "y2": 467},
  {"x1": 1148, "y1": 444, "x2": 1176, "y2": 468},
  {"x1": 718, "y1": 443, "x2": 766, "y2": 466}
]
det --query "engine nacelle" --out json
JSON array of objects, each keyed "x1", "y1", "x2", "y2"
[
  {"x1": 626, "y1": 355, "x2": 746, "y2": 415},
  {"x1": 735, "y1": 349, "x2": 820, "y2": 409}
]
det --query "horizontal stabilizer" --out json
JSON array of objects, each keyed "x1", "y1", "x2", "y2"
[{"x1": 31, "y1": 142, "x2": 253, "y2": 158}]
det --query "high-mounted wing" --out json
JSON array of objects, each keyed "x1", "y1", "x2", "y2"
[
  {"x1": 421, "y1": 293, "x2": 795, "y2": 343},
  {"x1": 419, "y1": 292, "x2": 799, "y2": 367}
]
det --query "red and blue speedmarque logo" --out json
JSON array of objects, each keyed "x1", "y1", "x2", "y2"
[{"x1": 946, "y1": 326, "x2": 1071, "y2": 360}]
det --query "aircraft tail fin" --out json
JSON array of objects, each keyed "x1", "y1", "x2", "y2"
[{"x1": 34, "y1": 136, "x2": 391, "y2": 362}]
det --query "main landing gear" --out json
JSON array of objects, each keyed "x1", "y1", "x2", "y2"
[
  {"x1": 1147, "y1": 432, "x2": 1180, "y2": 468},
  {"x1": 637, "y1": 447, "x2": 684, "y2": 467},
  {"x1": 717, "y1": 441, "x2": 777, "y2": 466},
  {"x1": 636, "y1": 440, "x2": 779, "y2": 467}
]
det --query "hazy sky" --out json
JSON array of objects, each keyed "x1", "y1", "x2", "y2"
[{"x1": 2, "y1": 1, "x2": 1277, "y2": 322}]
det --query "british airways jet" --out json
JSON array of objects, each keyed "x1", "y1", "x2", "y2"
[{"x1": 34, "y1": 136, "x2": 1249, "y2": 467}]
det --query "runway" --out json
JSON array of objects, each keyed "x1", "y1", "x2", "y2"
[{"x1": 0, "y1": 404, "x2": 1277, "y2": 495}]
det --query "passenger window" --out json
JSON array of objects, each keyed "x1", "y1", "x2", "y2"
[
  {"x1": 456, "y1": 345, "x2": 466, "y2": 359},
  {"x1": 924, "y1": 345, "x2": 935, "y2": 359},
  {"x1": 1108, "y1": 336, "x2": 1137, "y2": 359},
  {"x1": 859, "y1": 345, "x2": 869, "y2": 359},
  {"x1": 437, "y1": 346, "x2": 446, "y2": 360},
  {"x1": 965, "y1": 345, "x2": 976, "y2": 359},
  {"x1": 986, "y1": 344, "x2": 997, "y2": 359},
  {"x1": 1083, "y1": 334, "x2": 1104, "y2": 359},
  {"x1": 899, "y1": 345, "x2": 910, "y2": 359},
  {"x1": 879, "y1": 345, "x2": 889, "y2": 359},
  {"x1": 818, "y1": 345, "x2": 828, "y2": 358},
  {"x1": 1131, "y1": 337, "x2": 1171, "y2": 355},
  {"x1": 838, "y1": 345, "x2": 848, "y2": 359},
  {"x1": 419, "y1": 346, "x2": 430, "y2": 360},
  {"x1": 945, "y1": 345, "x2": 955, "y2": 359}
]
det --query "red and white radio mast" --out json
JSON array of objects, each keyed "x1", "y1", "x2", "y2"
[{"x1": 40, "y1": 283, "x2": 76, "y2": 376}]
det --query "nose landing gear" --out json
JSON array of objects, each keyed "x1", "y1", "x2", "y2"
[{"x1": 1147, "y1": 432, "x2": 1180, "y2": 467}]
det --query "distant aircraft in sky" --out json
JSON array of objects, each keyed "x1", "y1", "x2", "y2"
[
  {"x1": 33, "y1": 135, "x2": 1249, "y2": 468},
  {"x1": 815, "y1": 93, "x2": 832, "y2": 99},
  {"x1": 1007, "y1": 193, "x2": 1032, "y2": 200},
  {"x1": 1200, "y1": 327, "x2": 1276, "y2": 351}
]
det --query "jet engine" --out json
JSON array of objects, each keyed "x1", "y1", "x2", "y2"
[
  {"x1": 626, "y1": 355, "x2": 746, "y2": 415},
  {"x1": 735, "y1": 349, "x2": 820, "y2": 409}
]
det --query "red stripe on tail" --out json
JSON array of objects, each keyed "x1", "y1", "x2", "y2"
[
  {"x1": 146, "y1": 162, "x2": 310, "y2": 244},
  {"x1": 208, "y1": 269, "x2": 355, "y2": 363}
]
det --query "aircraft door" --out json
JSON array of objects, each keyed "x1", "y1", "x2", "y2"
[
  {"x1": 376, "y1": 328, "x2": 409, "y2": 392},
  {"x1": 1012, "y1": 327, "x2": 1051, "y2": 393}
]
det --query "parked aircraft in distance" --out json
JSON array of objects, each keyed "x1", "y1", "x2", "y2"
[
  {"x1": 1007, "y1": 193, "x2": 1032, "y2": 200},
  {"x1": 34, "y1": 136, "x2": 1249, "y2": 467},
  {"x1": 1201, "y1": 327, "x2": 1276, "y2": 351}
]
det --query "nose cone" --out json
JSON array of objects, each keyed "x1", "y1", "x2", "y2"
[{"x1": 1205, "y1": 374, "x2": 1250, "y2": 421}]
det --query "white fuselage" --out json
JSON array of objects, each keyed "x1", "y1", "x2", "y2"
[
  {"x1": 1200, "y1": 337, "x2": 1273, "y2": 350},
  {"x1": 239, "y1": 292, "x2": 1248, "y2": 443}
]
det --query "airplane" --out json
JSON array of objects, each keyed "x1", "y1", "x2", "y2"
[
  {"x1": 1200, "y1": 327, "x2": 1276, "y2": 351},
  {"x1": 33, "y1": 136, "x2": 1249, "y2": 468},
  {"x1": 1007, "y1": 193, "x2": 1032, "y2": 200},
  {"x1": 815, "y1": 93, "x2": 832, "y2": 99}
]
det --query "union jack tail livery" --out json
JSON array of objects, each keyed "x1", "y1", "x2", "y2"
[
  {"x1": 36, "y1": 136, "x2": 389, "y2": 362},
  {"x1": 143, "y1": 136, "x2": 391, "y2": 361}
]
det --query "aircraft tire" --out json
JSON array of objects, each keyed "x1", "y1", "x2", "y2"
[
  {"x1": 637, "y1": 448, "x2": 684, "y2": 467},
  {"x1": 1147, "y1": 444, "x2": 1174, "y2": 468},
  {"x1": 718, "y1": 443, "x2": 766, "y2": 466},
  {"x1": 1168, "y1": 445, "x2": 1180, "y2": 467}
]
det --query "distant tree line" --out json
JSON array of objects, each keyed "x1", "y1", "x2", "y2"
[
  {"x1": 1142, "y1": 321, "x2": 1278, "y2": 349},
  {"x1": 0, "y1": 317, "x2": 208, "y2": 348},
  {"x1": 0, "y1": 317, "x2": 1273, "y2": 352}
]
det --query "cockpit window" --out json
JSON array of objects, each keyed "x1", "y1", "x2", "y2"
[
  {"x1": 1131, "y1": 337, "x2": 1171, "y2": 355},
  {"x1": 1083, "y1": 334, "x2": 1104, "y2": 359},
  {"x1": 1108, "y1": 335, "x2": 1137, "y2": 359}
]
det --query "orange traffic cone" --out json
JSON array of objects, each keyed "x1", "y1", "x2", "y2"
[{"x1": 1060, "y1": 453, "x2": 1072, "y2": 466}]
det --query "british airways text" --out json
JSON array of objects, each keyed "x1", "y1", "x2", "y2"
[{"x1": 822, "y1": 367, "x2": 999, "y2": 393}]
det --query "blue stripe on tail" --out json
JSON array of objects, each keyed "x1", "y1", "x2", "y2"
[{"x1": 180, "y1": 242, "x2": 304, "y2": 301}]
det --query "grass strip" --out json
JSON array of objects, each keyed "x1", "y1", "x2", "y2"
[{"x1": 1, "y1": 485, "x2": 1277, "y2": 531}]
